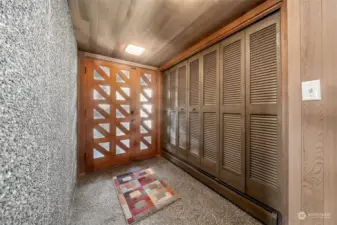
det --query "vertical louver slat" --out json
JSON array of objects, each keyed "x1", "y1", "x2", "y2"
[
  {"x1": 178, "y1": 112, "x2": 187, "y2": 149},
  {"x1": 170, "y1": 70, "x2": 177, "y2": 108},
  {"x1": 190, "y1": 59, "x2": 199, "y2": 106},
  {"x1": 189, "y1": 113, "x2": 200, "y2": 155},
  {"x1": 223, "y1": 114, "x2": 242, "y2": 174},
  {"x1": 170, "y1": 111, "x2": 177, "y2": 145},
  {"x1": 178, "y1": 66, "x2": 186, "y2": 106},
  {"x1": 250, "y1": 115, "x2": 278, "y2": 188},
  {"x1": 203, "y1": 113, "x2": 217, "y2": 162},
  {"x1": 223, "y1": 40, "x2": 242, "y2": 105},
  {"x1": 250, "y1": 24, "x2": 277, "y2": 104},
  {"x1": 203, "y1": 51, "x2": 217, "y2": 105}
]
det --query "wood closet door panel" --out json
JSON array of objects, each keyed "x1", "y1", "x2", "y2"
[
  {"x1": 187, "y1": 54, "x2": 202, "y2": 166},
  {"x1": 200, "y1": 45, "x2": 220, "y2": 176},
  {"x1": 162, "y1": 71, "x2": 170, "y2": 150},
  {"x1": 245, "y1": 12, "x2": 282, "y2": 210},
  {"x1": 219, "y1": 31, "x2": 246, "y2": 192},
  {"x1": 176, "y1": 62, "x2": 188, "y2": 159},
  {"x1": 167, "y1": 68, "x2": 178, "y2": 154}
]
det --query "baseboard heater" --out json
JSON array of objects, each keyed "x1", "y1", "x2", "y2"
[{"x1": 162, "y1": 150, "x2": 279, "y2": 225}]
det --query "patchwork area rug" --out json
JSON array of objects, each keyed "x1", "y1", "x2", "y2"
[{"x1": 113, "y1": 168, "x2": 179, "y2": 224}]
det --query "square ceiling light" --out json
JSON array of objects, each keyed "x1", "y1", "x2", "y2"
[{"x1": 125, "y1": 44, "x2": 145, "y2": 56}]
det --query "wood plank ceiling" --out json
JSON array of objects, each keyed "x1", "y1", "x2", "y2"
[{"x1": 69, "y1": 0, "x2": 264, "y2": 67}]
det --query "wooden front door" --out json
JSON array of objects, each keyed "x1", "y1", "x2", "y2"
[{"x1": 82, "y1": 58, "x2": 158, "y2": 171}]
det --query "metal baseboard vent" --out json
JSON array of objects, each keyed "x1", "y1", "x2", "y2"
[{"x1": 162, "y1": 149, "x2": 279, "y2": 225}]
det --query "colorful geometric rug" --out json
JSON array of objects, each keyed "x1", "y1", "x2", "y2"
[{"x1": 113, "y1": 168, "x2": 179, "y2": 224}]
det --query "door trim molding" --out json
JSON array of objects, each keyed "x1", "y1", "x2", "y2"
[
  {"x1": 80, "y1": 51, "x2": 158, "y2": 71},
  {"x1": 159, "y1": 0, "x2": 282, "y2": 71}
]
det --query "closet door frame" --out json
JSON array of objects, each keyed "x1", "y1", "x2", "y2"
[
  {"x1": 200, "y1": 44, "x2": 220, "y2": 176},
  {"x1": 218, "y1": 31, "x2": 246, "y2": 192},
  {"x1": 187, "y1": 53, "x2": 202, "y2": 166},
  {"x1": 245, "y1": 12, "x2": 282, "y2": 210}
]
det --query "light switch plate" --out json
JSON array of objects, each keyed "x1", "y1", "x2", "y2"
[{"x1": 302, "y1": 80, "x2": 321, "y2": 101}]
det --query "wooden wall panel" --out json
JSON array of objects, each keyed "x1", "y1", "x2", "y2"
[
  {"x1": 322, "y1": 1, "x2": 337, "y2": 224},
  {"x1": 287, "y1": 0, "x2": 302, "y2": 223},
  {"x1": 287, "y1": 0, "x2": 337, "y2": 224},
  {"x1": 301, "y1": 1, "x2": 324, "y2": 224}
]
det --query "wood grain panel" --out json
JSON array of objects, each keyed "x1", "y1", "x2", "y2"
[
  {"x1": 287, "y1": 0, "x2": 302, "y2": 223},
  {"x1": 159, "y1": 0, "x2": 282, "y2": 70},
  {"x1": 69, "y1": 0, "x2": 264, "y2": 66},
  {"x1": 288, "y1": 1, "x2": 337, "y2": 225},
  {"x1": 300, "y1": 1, "x2": 324, "y2": 224},
  {"x1": 322, "y1": 1, "x2": 337, "y2": 225}
]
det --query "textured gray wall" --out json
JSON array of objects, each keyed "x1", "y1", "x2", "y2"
[{"x1": 0, "y1": 0, "x2": 78, "y2": 224}]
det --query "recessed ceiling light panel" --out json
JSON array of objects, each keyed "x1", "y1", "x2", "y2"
[{"x1": 125, "y1": 44, "x2": 145, "y2": 56}]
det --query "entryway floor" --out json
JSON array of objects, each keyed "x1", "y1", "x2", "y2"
[{"x1": 71, "y1": 157, "x2": 262, "y2": 225}]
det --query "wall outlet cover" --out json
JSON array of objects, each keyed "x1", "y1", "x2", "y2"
[{"x1": 302, "y1": 79, "x2": 321, "y2": 101}]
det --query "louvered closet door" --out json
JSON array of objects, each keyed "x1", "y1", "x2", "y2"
[
  {"x1": 245, "y1": 13, "x2": 282, "y2": 210},
  {"x1": 167, "y1": 67, "x2": 178, "y2": 154},
  {"x1": 176, "y1": 62, "x2": 188, "y2": 159},
  {"x1": 162, "y1": 71, "x2": 170, "y2": 150},
  {"x1": 187, "y1": 54, "x2": 201, "y2": 167},
  {"x1": 219, "y1": 31, "x2": 246, "y2": 192},
  {"x1": 200, "y1": 45, "x2": 220, "y2": 176}
]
